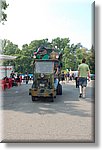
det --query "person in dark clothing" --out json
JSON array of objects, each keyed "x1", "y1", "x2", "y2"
[
  {"x1": 78, "y1": 58, "x2": 90, "y2": 99},
  {"x1": 74, "y1": 71, "x2": 79, "y2": 88},
  {"x1": 10, "y1": 71, "x2": 15, "y2": 79},
  {"x1": 61, "y1": 72, "x2": 65, "y2": 84},
  {"x1": 24, "y1": 72, "x2": 30, "y2": 84},
  {"x1": 16, "y1": 74, "x2": 21, "y2": 86}
]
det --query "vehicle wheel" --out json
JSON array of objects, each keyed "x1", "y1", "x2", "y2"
[
  {"x1": 49, "y1": 97, "x2": 54, "y2": 102},
  {"x1": 32, "y1": 96, "x2": 36, "y2": 102},
  {"x1": 57, "y1": 83, "x2": 62, "y2": 95},
  {"x1": 59, "y1": 84, "x2": 62, "y2": 95}
]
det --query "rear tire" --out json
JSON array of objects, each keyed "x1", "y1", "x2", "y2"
[
  {"x1": 49, "y1": 97, "x2": 54, "y2": 102},
  {"x1": 57, "y1": 83, "x2": 62, "y2": 95},
  {"x1": 32, "y1": 96, "x2": 36, "y2": 102}
]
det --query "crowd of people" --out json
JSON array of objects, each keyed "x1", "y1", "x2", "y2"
[
  {"x1": 60, "y1": 71, "x2": 77, "y2": 84},
  {"x1": 9, "y1": 71, "x2": 22, "y2": 86},
  {"x1": 9, "y1": 71, "x2": 31, "y2": 86},
  {"x1": 1, "y1": 71, "x2": 31, "y2": 90}
]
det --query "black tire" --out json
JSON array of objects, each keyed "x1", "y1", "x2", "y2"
[
  {"x1": 59, "y1": 84, "x2": 62, "y2": 95},
  {"x1": 49, "y1": 97, "x2": 54, "y2": 102},
  {"x1": 32, "y1": 96, "x2": 36, "y2": 102},
  {"x1": 57, "y1": 83, "x2": 62, "y2": 95}
]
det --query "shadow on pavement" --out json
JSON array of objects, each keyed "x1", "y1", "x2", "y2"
[{"x1": 1, "y1": 82, "x2": 94, "y2": 117}]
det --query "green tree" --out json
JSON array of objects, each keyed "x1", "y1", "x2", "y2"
[
  {"x1": 2, "y1": 38, "x2": 93, "y2": 74},
  {"x1": 3, "y1": 40, "x2": 20, "y2": 55},
  {"x1": 63, "y1": 43, "x2": 81, "y2": 71},
  {"x1": 86, "y1": 45, "x2": 95, "y2": 74},
  {"x1": 0, "y1": 0, "x2": 9, "y2": 23},
  {"x1": 52, "y1": 37, "x2": 70, "y2": 50},
  {"x1": 76, "y1": 47, "x2": 87, "y2": 65}
]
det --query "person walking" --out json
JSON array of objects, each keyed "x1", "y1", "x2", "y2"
[
  {"x1": 74, "y1": 71, "x2": 79, "y2": 88},
  {"x1": 24, "y1": 71, "x2": 30, "y2": 84},
  {"x1": 78, "y1": 58, "x2": 90, "y2": 99},
  {"x1": 61, "y1": 71, "x2": 65, "y2": 84}
]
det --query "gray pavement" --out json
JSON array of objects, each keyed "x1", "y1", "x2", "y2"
[{"x1": 0, "y1": 80, "x2": 95, "y2": 142}]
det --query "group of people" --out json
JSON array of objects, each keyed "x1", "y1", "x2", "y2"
[
  {"x1": 10, "y1": 71, "x2": 30, "y2": 86},
  {"x1": 60, "y1": 71, "x2": 75, "y2": 83},
  {"x1": 10, "y1": 71, "x2": 22, "y2": 86}
]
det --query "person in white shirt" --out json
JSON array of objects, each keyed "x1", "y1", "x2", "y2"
[{"x1": 74, "y1": 71, "x2": 79, "y2": 88}]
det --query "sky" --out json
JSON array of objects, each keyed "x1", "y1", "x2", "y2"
[{"x1": 1, "y1": 0, "x2": 94, "y2": 49}]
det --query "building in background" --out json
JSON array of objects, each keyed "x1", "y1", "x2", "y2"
[{"x1": 0, "y1": 55, "x2": 17, "y2": 79}]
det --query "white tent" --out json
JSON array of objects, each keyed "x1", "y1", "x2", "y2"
[{"x1": 0, "y1": 54, "x2": 17, "y2": 78}]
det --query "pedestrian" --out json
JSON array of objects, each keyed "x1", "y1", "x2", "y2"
[
  {"x1": 10, "y1": 71, "x2": 15, "y2": 79},
  {"x1": 61, "y1": 71, "x2": 65, "y2": 84},
  {"x1": 54, "y1": 65, "x2": 59, "y2": 89},
  {"x1": 16, "y1": 74, "x2": 21, "y2": 86},
  {"x1": 64, "y1": 73, "x2": 67, "y2": 82},
  {"x1": 74, "y1": 71, "x2": 79, "y2": 88},
  {"x1": 69, "y1": 71, "x2": 72, "y2": 81},
  {"x1": 24, "y1": 72, "x2": 30, "y2": 84},
  {"x1": 66, "y1": 72, "x2": 70, "y2": 82},
  {"x1": 78, "y1": 58, "x2": 90, "y2": 99}
]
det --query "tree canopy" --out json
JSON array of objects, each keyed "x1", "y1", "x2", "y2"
[
  {"x1": 2, "y1": 38, "x2": 95, "y2": 74},
  {"x1": 0, "y1": 0, "x2": 9, "y2": 23}
]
